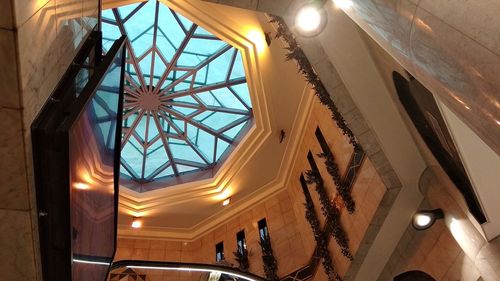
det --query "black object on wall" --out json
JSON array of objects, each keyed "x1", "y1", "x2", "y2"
[
  {"x1": 32, "y1": 31, "x2": 127, "y2": 281},
  {"x1": 257, "y1": 218, "x2": 279, "y2": 281},
  {"x1": 215, "y1": 241, "x2": 225, "y2": 262},
  {"x1": 393, "y1": 72, "x2": 486, "y2": 223}
]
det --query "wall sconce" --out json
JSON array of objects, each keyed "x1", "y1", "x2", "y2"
[
  {"x1": 279, "y1": 130, "x2": 286, "y2": 143},
  {"x1": 412, "y1": 209, "x2": 444, "y2": 230},
  {"x1": 294, "y1": 4, "x2": 328, "y2": 37}
]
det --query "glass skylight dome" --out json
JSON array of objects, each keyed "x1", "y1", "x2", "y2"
[{"x1": 102, "y1": 0, "x2": 253, "y2": 189}]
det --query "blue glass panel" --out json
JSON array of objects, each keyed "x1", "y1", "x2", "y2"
[
  {"x1": 117, "y1": 2, "x2": 142, "y2": 20},
  {"x1": 202, "y1": 112, "x2": 243, "y2": 130},
  {"x1": 145, "y1": 145, "x2": 169, "y2": 178},
  {"x1": 230, "y1": 84, "x2": 252, "y2": 109},
  {"x1": 177, "y1": 165, "x2": 198, "y2": 173},
  {"x1": 230, "y1": 51, "x2": 246, "y2": 80},
  {"x1": 105, "y1": 0, "x2": 253, "y2": 186},
  {"x1": 123, "y1": 0, "x2": 156, "y2": 41},
  {"x1": 216, "y1": 139, "x2": 231, "y2": 159},
  {"x1": 170, "y1": 142, "x2": 205, "y2": 163},
  {"x1": 157, "y1": 166, "x2": 175, "y2": 178},
  {"x1": 194, "y1": 26, "x2": 215, "y2": 37},
  {"x1": 210, "y1": 88, "x2": 247, "y2": 110},
  {"x1": 223, "y1": 121, "x2": 248, "y2": 139}
]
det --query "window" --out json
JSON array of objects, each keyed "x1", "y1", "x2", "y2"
[
  {"x1": 102, "y1": 0, "x2": 253, "y2": 188},
  {"x1": 257, "y1": 218, "x2": 269, "y2": 243},
  {"x1": 236, "y1": 230, "x2": 246, "y2": 254},
  {"x1": 300, "y1": 174, "x2": 313, "y2": 201},
  {"x1": 315, "y1": 127, "x2": 331, "y2": 156},
  {"x1": 215, "y1": 241, "x2": 224, "y2": 262},
  {"x1": 307, "y1": 150, "x2": 319, "y2": 172}
]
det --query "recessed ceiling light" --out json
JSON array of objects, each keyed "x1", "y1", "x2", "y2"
[
  {"x1": 412, "y1": 209, "x2": 444, "y2": 230},
  {"x1": 132, "y1": 217, "x2": 142, "y2": 228},
  {"x1": 222, "y1": 198, "x2": 231, "y2": 206},
  {"x1": 73, "y1": 182, "x2": 90, "y2": 190},
  {"x1": 294, "y1": 5, "x2": 328, "y2": 37}
]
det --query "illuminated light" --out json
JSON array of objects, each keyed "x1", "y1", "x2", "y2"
[
  {"x1": 79, "y1": 169, "x2": 95, "y2": 185},
  {"x1": 131, "y1": 217, "x2": 142, "y2": 229},
  {"x1": 213, "y1": 187, "x2": 232, "y2": 201},
  {"x1": 416, "y1": 18, "x2": 433, "y2": 32},
  {"x1": 414, "y1": 214, "x2": 432, "y2": 227},
  {"x1": 333, "y1": 0, "x2": 353, "y2": 10},
  {"x1": 247, "y1": 30, "x2": 266, "y2": 54},
  {"x1": 222, "y1": 197, "x2": 231, "y2": 206},
  {"x1": 73, "y1": 258, "x2": 110, "y2": 266},
  {"x1": 496, "y1": 120, "x2": 500, "y2": 126},
  {"x1": 126, "y1": 265, "x2": 258, "y2": 281},
  {"x1": 449, "y1": 218, "x2": 470, "y2": 252},
  {"x1": 73, "y1": 182, "x2": 90, "y2": 190},
  {"x1": 294, "y1": 5, "x2": 327, "y2": 37},
  {"x1": 412, "y1": 209, "x2": 444, "y2": 230}
]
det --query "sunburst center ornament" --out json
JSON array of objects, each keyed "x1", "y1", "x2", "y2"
[
  {"x1": 102, "y1": 0, "x2": 253, "y2": 190},
  {"x1": 139, "y1": 92, "x2": 162, "y2": 111}
]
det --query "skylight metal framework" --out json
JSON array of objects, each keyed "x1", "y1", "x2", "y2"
[{"x1": 102, "y1": 0, "x2": 253, "y2": 187}]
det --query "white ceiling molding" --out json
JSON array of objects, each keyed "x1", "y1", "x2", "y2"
[
  {"x1": 118, "y1": 85, "x2": 315, "y2": 240},
  {"x1": 116, "y1": 0, "x2": 273, "y2": 214}
]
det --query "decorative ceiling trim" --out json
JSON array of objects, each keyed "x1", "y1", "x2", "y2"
[
  {"x1": 107, "y1": 1, "x2": 255, "y2": 187},
  {"x1": 118, "y1": 85, "x2": 316, "y2": 240},
  {"x1": 114, "y1": 0, "x2": 273, "y2": 214},
  {"x1": 103, "y1": 0, "x2": 147, "y2": 10}
]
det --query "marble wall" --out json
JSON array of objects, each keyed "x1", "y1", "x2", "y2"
[
  {"x1": 339, "y1": 0, "x2": 500, "y2": 156},
  {"x1": 378, "y1": 200, "x2": 483, "y2": 281},
  {"x1": 361, "y1": 30, "x2": 500, "y2": 280},
  {"x1": 377, "y1": 167, "x2": 500, "y2": 281},
  {"x1": 0, "y1": 0, "x2": 97, "y2": 280},
  {"x1": 114, "y1": 96, "x2": 388, "y2": 281}
]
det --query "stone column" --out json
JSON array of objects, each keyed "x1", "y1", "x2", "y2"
[{"x1": 0, "y1": 0, "x2": 98, "y2": 280}]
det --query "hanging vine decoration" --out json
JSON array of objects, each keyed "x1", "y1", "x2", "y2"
[
  {"x1": 318, "y1": 151, "x2": 355, "y2": 214},
  {"x1": 269, "y1": 15, "x2": 361, "y2": 153},
  {"x1": 303, "y1": 187, "x2": 341, "y2": 281},
  {"x1": 306, "y1": 169, "x2": 353, "y2": 260},
  {"x1": 233, "y1": 248, "x2": 251, "y2": 272},
  {"x1": 259, "y1": 236, "x2": 279, "y2": 281}
]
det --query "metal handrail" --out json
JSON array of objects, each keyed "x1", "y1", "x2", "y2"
[{"x1": 110, "y1": 260, "x2": 268, "y2": 281}]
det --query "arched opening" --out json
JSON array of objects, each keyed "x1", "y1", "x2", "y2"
[{"x1": 394, "y1": 270, "x2": 436, "y2": 281}]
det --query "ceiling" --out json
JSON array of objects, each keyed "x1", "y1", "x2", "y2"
[
  {"x1": 104, "y1": 0, "x2": 315, "y2": 238},
  {"x1": 102, "y1": 1, "x2": 254, "y2": 190}
]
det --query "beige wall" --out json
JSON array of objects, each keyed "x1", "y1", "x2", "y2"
[
  {"x1": 0, "y1": 0, "x2": 97, "y2": 280},
  {"x1": 114, "y1": 96, "x2": 387, "y2": 280},
  {"x1": 377, "y1": 168, "x2": 500, "y2": 281},
  {"x1": 378, "y1": 202, "x2": 482, "y2": 281},
  {"x1": 362, "y1": 29, "x2": 500, "y2": 281}
]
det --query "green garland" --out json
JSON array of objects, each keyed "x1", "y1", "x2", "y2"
[
  {"x1": 233, "y1": 248, "x2": 251, "y2": 272},
  {"x1": 259, "y1": 236, "x2": 279, "y2": 281},
  {"x1": 306, "y1": 169, "x2": 353, "y2": 260},
  {"x1": 303, "y1": 191, "x2": 341, "y2": 281},
  {"x1": 269, "y1": 15, "x2": 361, "y2": 153},
  {"x1": 318, "y1": 151, "x2": 355, "y2": 214}
]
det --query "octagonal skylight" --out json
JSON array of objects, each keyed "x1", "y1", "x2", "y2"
[{"x1": 102, "y1": 0, "x2": 253, "y2": 188}]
